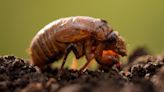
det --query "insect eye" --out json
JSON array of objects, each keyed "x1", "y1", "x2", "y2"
[{"x1": 107, "y1": 32, "x2": 117, "y2": 44}]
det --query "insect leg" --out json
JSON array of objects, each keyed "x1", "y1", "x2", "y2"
[
  {"x1": 70, "y1": 43, "x2": 84, "y2": 70},
  {"x1": 79, "y1": 40, "x2": 94, "y2": 73},
  {"x1": 60, "y1": 44, "x2": 79, "y2": 71},
  {"x1": 79, "y1": 58, "x2": 92, "y2": 74}
]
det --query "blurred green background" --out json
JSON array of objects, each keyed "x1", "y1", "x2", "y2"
[{"x1": 0, "y1": 0, "x2": 164, "y2": 59}]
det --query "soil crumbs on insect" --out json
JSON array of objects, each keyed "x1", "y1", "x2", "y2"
[{"x1": 0, "y1": 47, "x2": 164, "y2": 92}]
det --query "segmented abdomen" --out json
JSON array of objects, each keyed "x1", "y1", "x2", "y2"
[{"x1": 29, "y1": 28, "x2": 63, "y2": 68}]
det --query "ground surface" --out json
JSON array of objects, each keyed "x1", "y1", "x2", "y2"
[{"x1": 0, "y1": 47, "x2": 164, "y2": 92}]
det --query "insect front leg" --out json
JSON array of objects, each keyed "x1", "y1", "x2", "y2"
[{"x1": 94, "y1": 44, "x2": 121, "y2": 69}]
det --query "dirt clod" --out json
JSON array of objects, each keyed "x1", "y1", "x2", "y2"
[{"x1": 0, "y1": 49, "x2": 164, "y2": 92}]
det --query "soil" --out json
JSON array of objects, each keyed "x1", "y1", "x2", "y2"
[{"x1": 0, "y1": 47, "x2": 164, "y2": 92}]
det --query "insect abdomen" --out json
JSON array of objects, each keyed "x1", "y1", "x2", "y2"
[{"x1": 29, "y1": 28, "x2": 63, "y2": 68}]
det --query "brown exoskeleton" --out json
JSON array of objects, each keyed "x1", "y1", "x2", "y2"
[{"x1": 29, "y1": 16, "x2": 127, "y2": 73}]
